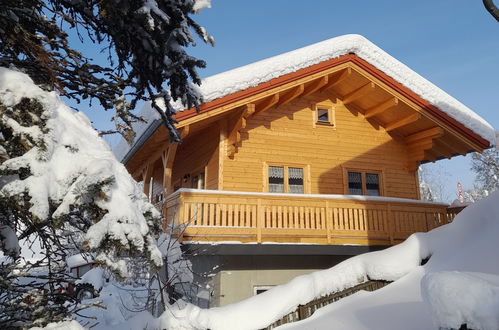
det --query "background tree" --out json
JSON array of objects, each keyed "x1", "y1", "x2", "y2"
[
  {"x1": 0, "y1": 0, "x2": 213, "y2": 142},
  {"x1": 470, "y1": 147, "x2": 499, "y2": 197}
]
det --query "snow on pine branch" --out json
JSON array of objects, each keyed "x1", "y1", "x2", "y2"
[{"x1": 0, "y1": 67, "x2": 162, "y2": 277}]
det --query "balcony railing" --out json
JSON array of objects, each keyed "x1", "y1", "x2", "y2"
[{"x1": 163, "y1": 189, "x2": 452, "y2": 245}]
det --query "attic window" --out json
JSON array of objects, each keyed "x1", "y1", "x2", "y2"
[
  {"x1": 313, "y1": 103, "x2": 335, "y2": 127},
  {"x1": 317, "y1": 109, "x2": 329, "y2": 122}
]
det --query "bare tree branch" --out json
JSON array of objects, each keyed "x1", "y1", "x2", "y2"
[{"x1": 483, "y1": 0, "x2": 499, "y2": 22}]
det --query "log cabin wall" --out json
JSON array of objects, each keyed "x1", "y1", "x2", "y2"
[
  {"x1": 171, "y1": 126, "x2": 220, "y2": 190},
  {"x1": 221, "y1": 91, "x2": 419, "y2": 199}
]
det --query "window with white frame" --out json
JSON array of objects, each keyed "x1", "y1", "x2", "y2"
[{"x1": 313, "y1": 103, "x2": 335, "y2": 126}]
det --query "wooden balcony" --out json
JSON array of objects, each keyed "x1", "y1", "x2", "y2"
[{"x1": 163, "y1": 189, "x2": 452, "y2": 246}]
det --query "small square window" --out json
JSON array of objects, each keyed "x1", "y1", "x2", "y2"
[
  {"x1": 317, "y1": 109, "x2": 329, "y2": 122},
  {"x1": 313, "y1": 103, "x2": 335, "y2": 127}
]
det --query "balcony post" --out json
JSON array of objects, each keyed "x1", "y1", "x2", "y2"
[
  {"x1": 325, "y1": 200, "x2": 332, "y2": 244},
  {"x1": 257, "y1": 198, "x2": 263, "y2": 243}
]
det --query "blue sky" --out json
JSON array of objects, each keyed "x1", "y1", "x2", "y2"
[{"x1": 79, "y1": 0, "x2": 499, "y2": 202}]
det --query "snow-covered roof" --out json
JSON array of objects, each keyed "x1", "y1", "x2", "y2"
[
  {"x1": 115, "y1": 34, "x2": 495, "y2": 161},
  {"x1": 66, "y1": 253, "x2": 94, "y2": 269}
]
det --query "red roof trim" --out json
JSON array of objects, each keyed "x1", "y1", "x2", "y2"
[{"x1": 174, "y1": 54, "x2": 489, "y2": 149}]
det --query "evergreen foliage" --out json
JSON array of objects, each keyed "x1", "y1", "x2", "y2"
[{"x1": 0, "y1": 0, "x2": 213, "y2": 142}]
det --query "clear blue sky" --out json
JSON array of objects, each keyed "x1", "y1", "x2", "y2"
[{"x1": 79, "y1": 0, "x2": 499, "y2": 202}]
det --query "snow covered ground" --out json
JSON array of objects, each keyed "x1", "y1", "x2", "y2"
[{"x1": 278, "y1": 189, "x2": 499, "y2": 330}]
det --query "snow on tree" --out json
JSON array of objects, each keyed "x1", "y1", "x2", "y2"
[
  {"x1": 0, "y1": 67, "x2": 163, "y2": 328},
  {"x1": 0, "y1": 0, "x2": 214, "y2": 142},
  {"x1": 418, "y1": 165, "x2": 450, "y2": 202},
  {"x1": 470, "y1": 147, "x2": 499, "y2": 198}
]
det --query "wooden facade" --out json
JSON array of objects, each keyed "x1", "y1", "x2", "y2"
[{"x1": 124, "y1": 54, "x2": 489, "y2": 246}]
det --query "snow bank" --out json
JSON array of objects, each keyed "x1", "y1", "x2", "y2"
[
  {"x1": 116, "y1": 34, "x2": 496, "y2": 160},
  {"x1": 422, "y1": 271, "x2": 499, "y2": 330},
  {"x1": 156, "y1": 233, "x2": 428, "y2": 330},
  {"x1": 280, "y1": 189, "x2": 499, "y2": 330}
]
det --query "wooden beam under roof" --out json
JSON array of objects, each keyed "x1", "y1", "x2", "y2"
[
  {"x1": 255, "y1": 94, "x2": 279, "y2": 114},
  {"x1": 228, "y1": 104, "x2": 255, "y2": 157},
  {"x1": 385, "y1": 113, "x2": 421, "y2": 132},
  {"x1": 432, "y1": 140, "x2": 453, "y2": 159},
  {"x1": 342, "y1": 82, "x2": 376, "y2": 105},
  {"x1": 404, "y1": 127, "x2": 444, "y2": 144},
  {"x1": 302, "y1": 76, "x2": 328, "y2": 96},
  {"x1": 320, "y1": 67, "x2": 352, "y2": 92},
  {"x1": 364, "y1": 97, "x2": 398, "y2": 119},
  {"x1": 276, "y1": 84, "x2": 304, "y2": 107},
  {"x1": 437, "y1": 138, "x2": 470, "y2": 156},
  {"x1": 424, "y1": 149, "x2": 439, "y2": 162}
]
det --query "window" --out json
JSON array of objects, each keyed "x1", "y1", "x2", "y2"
[
  {"x1": 347, "y1": 171, "x2": 381, "y2": 196},
  {"x1": 317, "y1": 108, "x2": 329, "y2": 122},
  {"x1": 313, "y1": 103, "x2": 335, "y2": 126},
  {"x1": 268, "y1": 165, "x2": 305, "y2": 194},
  {"x1": 254, "y1": 286, "x2": 274, "y2": 295},
  {"x1": 192, "y1": 172, "x2": 205, "y2": 189}
]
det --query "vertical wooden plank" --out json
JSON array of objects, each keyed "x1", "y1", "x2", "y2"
[
  {"x1": 218, "y1": 119, "x2": 227, "y2": 190},
  {"x1": 189, "y1": 203, "x2": 196, "y2": 225},
  {"x1": 387, "y1": 204, "x2": 395, "y2": 244},
  {"x1": 228, "y1": 204, "x2": 234, "y2": 227},
  {"x1": 209, "y1": 203, "x2": 215, "y2": 226},
  {"x1": 222, "y1": 204, "x2": 227, "y2": 226},
  {"x1": 277, "y1": 206, "x2": 283, "y2": 228},
  {"x1": 257, "y1": 199, "x2": 263, "y2": 243},
  {"x1": 320, "y1": 207, "x2": 326, "y2": 230},
  {"x1": 202, "y1": 202, "x2": 208, "y2": 226},
  {"x1": 348, "y1": 208, "x2": 354, "y2": 231},
  {"x1": 299, "y1": 206, "x2": 305, "y2": 229},
  {"x1": 215, "y1": 204, "x2": 221, "y2": 226},
  {"x1": 294, "y1": 206, "x2": 299, "y2": 228},
  {"x1": 326, "y1": 201, "x2": 332, "y2": 244},
  {"x1": 234, "y1": 204, "x2": 239, "y2": 227},
  {"x1": 251, "y1": 205, "x2": 256, "y2": 227},
  {"x1": 333, "y1": 207, "x2": 339, "y2": 230},
  {"x1": 305, "y1": 207, "x2": 310, "y2": 229},
  {"x1": 282, "y1": 205, "x2": 290, "y2": 228}
]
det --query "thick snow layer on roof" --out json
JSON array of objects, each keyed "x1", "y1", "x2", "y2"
[{"x1": 115, "y1": 34, "x2": 495, "y2": 160}]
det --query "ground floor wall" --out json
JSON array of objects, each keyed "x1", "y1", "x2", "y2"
[{"x1": 182, "y1": 244, "x2": 386, "y2": 308}]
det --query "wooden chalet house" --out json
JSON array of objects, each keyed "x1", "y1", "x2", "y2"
[{"x1": 116, "y1": 35, "x2": 495, "y2": 306}]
